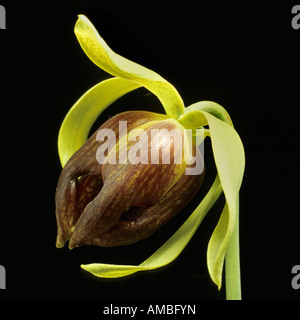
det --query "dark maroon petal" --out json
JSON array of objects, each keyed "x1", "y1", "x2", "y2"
[
  {"x1": 81, "y1": 163, "x2": 205, "y2": 247},
  {"x1": 68, "y1": 118, "x2": 188, "y2": 248},
  {"x1": 55, "y1": 111, "x2": 168, "y2": 248}
]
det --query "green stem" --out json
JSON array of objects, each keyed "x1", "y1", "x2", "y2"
[{"x1": 225, "y1": 195, "x2": 241, "y2": 300}]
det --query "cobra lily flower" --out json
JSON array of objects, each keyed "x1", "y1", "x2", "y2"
[
  {"x1": 56, "y1": 15, "x2": 245, "y2": 300},
  {"x1": 56, "y1": 110, "x2": 205, "y2": 249}
]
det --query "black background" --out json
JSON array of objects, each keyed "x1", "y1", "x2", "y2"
[{"x1": 0, "y1": 0, "x2": 299, "y2": 302}]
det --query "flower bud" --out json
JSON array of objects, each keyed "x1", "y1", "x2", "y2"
[{"x1": 55, "y1": 111, "x2": 204, "y2": 249}]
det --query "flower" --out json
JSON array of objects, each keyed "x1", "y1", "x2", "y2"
[
  {"x1": 55, "y1": 110, "x2": 205, "y2": 249},
  {"x1": 56, "y1": 15, "x2": 245, "y2": 298}
]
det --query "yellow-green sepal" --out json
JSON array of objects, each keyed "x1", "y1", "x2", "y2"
[
  {"x1": 81, "y1": 175, "x2": 223, "y2": 278},
  {"x1": 58, "y1": 77, "x2": 140, "y2": 167},
  {"x1": 74, "y1": 15, "x2": 185, "y2": 119},
  {"x1": 81, "y1": 107, "x2": 244, "y2": 290},
  {"x1": 178, "y1": 100, "x2": 233, "y2": 128},
  {"x1": 203, "y1": 111, "x2": 244, "y2": 289}
]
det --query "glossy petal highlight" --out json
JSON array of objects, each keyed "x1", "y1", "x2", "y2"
[
  {"x1": 56, "y1": 111, "x2": 203, "y2": 250},
  {"x1": 56, "y1": 15, "x2": 246, "y2": 299}
]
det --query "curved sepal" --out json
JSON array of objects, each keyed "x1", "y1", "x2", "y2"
[
  {"x1": 74, "y1": 15, "x2": 185, "y2": 119},
  {"x1": 58, "y1": 77, "x2": 140, "y2": 166},
  {"x1": 185, "y1": 101, "x2": 233, "y2": 125},
  {"x1": 82, "y1": 108, "x2": 245, "y2": 288},
  {"x1": 57, "y1": 15, "x2": 245, "y2": 297},
  {"x1": 202, "y1": 111, "x2": 244, "y2": 289},
  {"x1": 178, "y1": 100, "x2": 233, "y2": 129},
  {"x1": 81, "y1": 175, "x2": 222, "y2": 278},
  {"x1": 179, "y1": 106, "x2": 244, "y2": 288}
]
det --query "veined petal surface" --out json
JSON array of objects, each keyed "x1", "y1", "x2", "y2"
[
  {"x1": 81, "y1": 175, "x2": 222, "y2": 278},
  {"x1": 81, "y1": 108, "x2": 245, "y2": 289}
]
